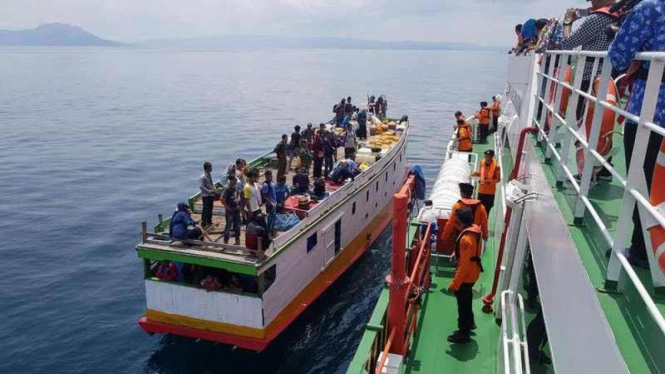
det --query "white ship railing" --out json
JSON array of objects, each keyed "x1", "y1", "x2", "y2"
[
  {"x1": 500, "y1": 291, "x2": 531, "y2": 374},
  {"x1": 533, "y1": 50, "x2": 665, "y2": 336}
]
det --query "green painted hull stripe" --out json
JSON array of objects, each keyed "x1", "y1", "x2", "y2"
[{"x1": 136, "y1": 247, "x2": 257, "y2": 275}]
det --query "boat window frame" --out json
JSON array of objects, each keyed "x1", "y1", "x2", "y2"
[{"x1": 307, "y1": 232, "x2": 318, "y2": 252}]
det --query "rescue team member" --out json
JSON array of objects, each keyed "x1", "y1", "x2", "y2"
[
  {"x1": 455, "y1": 119, "x2": 473, "y2": 152},
  {"x1": 475, "y1": 102, "x2": 491, "y2": 144},
  {"x1": 473, "y1": 150, "x2": 501, "y2": 214},
  {"x1": 447, "y1": 207, "x2": 484, "y2": 344},
  {"x1": 442, "y1": 183, "x2": 489, "y2": 250},
  {"x1": 491, "y1": 96, "x2": 501, "y2": 133}
]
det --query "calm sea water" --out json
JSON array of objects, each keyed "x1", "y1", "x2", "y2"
[{"x1": 0, "y1": 47, "x2": 507, "y2": 374}]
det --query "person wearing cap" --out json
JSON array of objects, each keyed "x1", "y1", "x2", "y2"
[
  {"x1": 475, "y1": 102, "x2": 491, "y2": 144},
  {"x1": 447, "y1": 206, "x2": 484, "y2": 344},
  {"x1": 442, "y1": 183, "x2": 489, "y2": 253},
  {"x1": 473, "y1": 150, "x2": 501, "y2": 214},
  {"x1": 455, "y1": 119, "x2": 473, "y2": 152},
  {"x1": 275, "y1": 134, "x2": 288, "y2": 178},
  {"x1": 199, "y1": 162, "x2": 219, "y2": 228},
  {"x1": 302, "y1": 123, "x2": 315, "y2": 145},
  {"x1": 491, "y1": 96, "x2": 501, "y2": 133}
]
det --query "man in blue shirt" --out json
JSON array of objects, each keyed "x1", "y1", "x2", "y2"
[
  {"x1": 261, "y1": 170, "x2": 278, "y2": 213},
  {"x1": 608, "y1": 0, "x2": 665, "y2": 268},
  {"x1": 275, "y1": 175, "x2": 290, "y2": 207}
]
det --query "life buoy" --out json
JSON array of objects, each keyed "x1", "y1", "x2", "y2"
[
  {"x1": 545, "y1": 66, "x2": 573, "y2": 130},
  {"x1": 649, "y1": 140, "x2": 665, "y2": 273},
  {"x1": 584, "y1": 77, "x2": 618, "y2": 156},
  {"x1": 575, "y1": 77, "x2": 619, "y2": 175}
]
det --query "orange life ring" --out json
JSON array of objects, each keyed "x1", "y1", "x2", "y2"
[
  {"x1": 545, "y1": 66, "x2": 573, "y2": 130},
  {"x1": 649, "y1": 140, "x2": 665, "y2": 273},
  {"x1": 584, "y1": 77, "x2": 618, "y2": 156}
]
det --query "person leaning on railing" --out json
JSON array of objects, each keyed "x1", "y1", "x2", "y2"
[
  {"x1": 607, "y1": 0, "x2": 665, "y2": 269},
  {"x1": 559, "y1": 0, "x2": 618, "y2": 119}
]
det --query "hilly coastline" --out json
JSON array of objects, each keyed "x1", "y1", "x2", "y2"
[{"x1": 0, "y1": 23, "x2": 123, "y2": 46}]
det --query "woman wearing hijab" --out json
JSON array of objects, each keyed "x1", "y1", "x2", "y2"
[{"x1": 169, "y1": 203, "x2": 203, "y2": 241}]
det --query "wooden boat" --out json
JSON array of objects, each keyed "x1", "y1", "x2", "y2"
[{"x1": 136, "y1": 113, "x2": 410, "y2": 351}]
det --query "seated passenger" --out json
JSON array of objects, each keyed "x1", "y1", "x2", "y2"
[
  {"x1": 292, "y1": 167, "x2": 310, "y2": 194},
  {"x1": 330, "y1": 161, "x2": 357, "y2": 183},
  {"x1": 310, "y1": 178, "x2": 329, "y2": 201},
  {"x1": 246, "y1": 213, "x2": 272, "y2": 251},
  {"x1": 155, "y1": 260, "x2": 178, "y2": 281},
  {"x1": 169, "y1": 203, "x2": 203, "y2": 241}
]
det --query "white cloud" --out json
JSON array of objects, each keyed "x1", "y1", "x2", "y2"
[{"x1": 0, "y1": 0, "x2": 590, "y2": 45}]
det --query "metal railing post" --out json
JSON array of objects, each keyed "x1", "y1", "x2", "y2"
[
  {"x1": 545, "y1": 55, "x2": 566, "y2": 163},
  {"x1": 536, "y1": 55, "x2": 556, "y2": 144},
  {"x1": 556, "y1": 56, "x2": 588, "y2": 187},
  {"x1": 573, "y1": 59, "x2": 614, "y2": 224},
  {"x1": 605, "y1": 59, "x2": 664, "y2": 290}
]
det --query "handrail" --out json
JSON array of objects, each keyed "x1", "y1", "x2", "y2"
[
  {"x1": 500, "y1": 291, "x2": 531, "y2": 374},
  {"x1": 534, "y1": 50, "x2": 665, "y2": 337},
  {"x1": 374, "y1": 329, "x2": 397, "y2": 374}
]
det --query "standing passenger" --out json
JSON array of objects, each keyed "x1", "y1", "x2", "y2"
[
  {"x1": 491, "y1": 96, "x2": 501, "y2": 133},
  {"x1": 357, "y1": 109, "x2": 368, "y2": 140},
  {"x1": 222, "y1": 177, "x2": 241, "y2": 245},
  {"x1": 288, "y1": 126, "x2": 301, "y2": 172},
  {"x1": 199, "y1": 162, "x2": 219, "y2": 228},
  {"x1": 323, "y1": 130, "x2": 336, "y2": 178},
  {"x1": 243, "y1": 170, "x2": 263, "y2": 220},
  {"x1": 275, "y1": 134, "x2": 288, "y2": 179},
  {"x1": 312, "y1": 130, "x2": 325, "y2": 178},
  {"x1": 475, "y1": 102, "x2": 491, "y2": 144},
  {"x1": 456, "y1": 119, "x2": 473, "y2": 152},
  {"x1": 473, "y1": 150, "x2": 501, "y2": 214},
  {"x1": 302, "y1": 123, "x2": 315, "y2": 145},
  {"x1": 344, "y1": 124, "x2": 358, "y2": 159},
  {"x1": 447, "y1": 207, "x2": 483, "y2": 344},
  {"x1": 261, "y1": 170, "x2": 278, "y2": 213},
  {"x1": 275, "y1": 175, "x2": 290, "y2": 206},
  {"x1": 607, "y1": 0, "x2": 665, "y2": 268},
  {"x1": 345, "y1": 96, "x2": 353, "y2": 116}
]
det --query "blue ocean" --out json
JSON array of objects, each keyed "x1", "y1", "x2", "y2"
[{"x1": 0, "y1": 47, "x2": 507, "y2": 374}]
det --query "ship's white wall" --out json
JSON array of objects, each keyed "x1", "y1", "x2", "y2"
[
  {"x1": 145, "y1": 279, "x2": 263, "y2": 328},
  {"x1": 261, "y1": 138, "x2": 409, "y2": 326}
]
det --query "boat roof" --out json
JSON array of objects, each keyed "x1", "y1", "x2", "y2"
[{"x1": 137, "y1": 119, "x2": 408, "y2": 275}]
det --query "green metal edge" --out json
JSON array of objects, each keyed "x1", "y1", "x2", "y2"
[
  {"x1": 346, "y1": 288, "x2": 390, "y2": 374},
  {"x1": 136, "y1": 246, "x2": 258, "y2": 276}
]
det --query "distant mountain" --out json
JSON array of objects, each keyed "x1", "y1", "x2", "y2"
[
  {"x1": 0, "y1": 23, "x2": 123, "y2": 46},
  {"x1": 140, "y1": 35, "x2": 500, "y2": 52}
]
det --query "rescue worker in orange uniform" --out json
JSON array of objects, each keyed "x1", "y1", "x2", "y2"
[
  {"x1": 473, "y1": 149, "x2": 501, "y2": 214},
  {"x1": 442, "y1": 183, "x2": 488, "y2": 249},
  {"x1": 455, "y1": 119, "x2": 473, "y2": 152},
  {"x1": 447, "y1": 207, "x2": 483, "y2": 344},
  {"x1": 491, "y1": 96, "x2": 501, "y2": 133},
  {"x1": 475, "y1": 101, "x2": 491, "y2": 144}
]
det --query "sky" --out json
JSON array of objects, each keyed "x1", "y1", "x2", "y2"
[{"x1": 1, "y1": 0, "x2": 590, "y2": 46}]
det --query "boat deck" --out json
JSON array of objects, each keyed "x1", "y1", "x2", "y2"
[{"x1": 138, "y1": 125, "x2": 405, "y2": 267}]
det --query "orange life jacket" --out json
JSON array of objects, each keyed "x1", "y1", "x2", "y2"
[
  {"x1": 478, "y1": 159, "x2": 499, "y2": 195},
  {"x1": 491, "y1": 101, "x2": 501, "y2": 117},
  {"x1": 442, "y1": 199, "x2": 489, "y2": 247},
  {"x1": 450, "y1": 225, "x2": 483, "y2": 290},
  {"x1": 478, "y1": 107, "x2": 491, "y2": 125},
  {"x1": 457, "y1": 124, "x2": 473, "y2": 151}
]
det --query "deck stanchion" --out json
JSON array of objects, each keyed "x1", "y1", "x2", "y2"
[
  {"x1": 483, "y1": 126, "x2": 538, "y2": 312},
  {"x1": 386, "y1": 186, "x2": 410, "y2": 355}
]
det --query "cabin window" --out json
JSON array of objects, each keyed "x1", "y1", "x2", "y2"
[
  {"x1": 263, "y1": 264, "x2": 277, "y2": 293},
  {"x1": 307, "y1": 233, "x2": 318, "y2": 252},
  {"x1": 366, "y1": 190, "x2": 370, "y2": 202},
  {"x1": 334, "y1": 220, "x2": 342, "y2": 254},
  {"x1": 352, "y1": 202, "x2": 356, "y2": 215},
  {"x1": 376, "y1": 181, "x2": 379, "y2": 192},
  {"x1": 385, "y1": 172, "x2": 388, "y2": 182},
  {"x1": 393, "y1": 163, "x2": 396, "y2": 172}
]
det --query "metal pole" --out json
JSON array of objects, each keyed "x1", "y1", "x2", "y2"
[{"x1": 387, "y1": 182, "x2": 412, "y2": 354}]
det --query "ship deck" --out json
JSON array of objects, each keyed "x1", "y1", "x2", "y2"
[{"x1": 347, "y1": 126, "x2": 665, "y2": 374}]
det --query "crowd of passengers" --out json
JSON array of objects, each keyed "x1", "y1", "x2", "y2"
[{"x1": 170, "y1": 95, "x2": 387, "y2": 252}]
